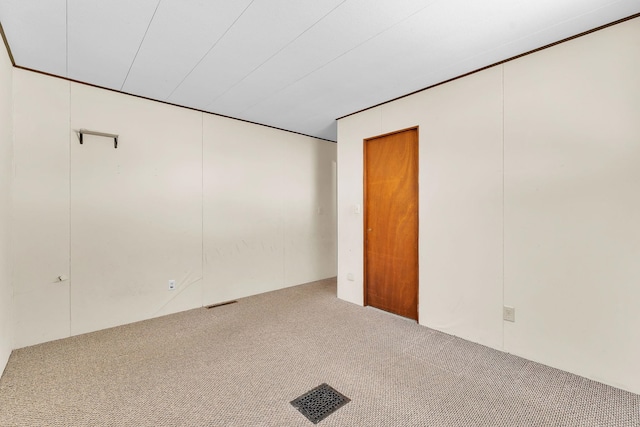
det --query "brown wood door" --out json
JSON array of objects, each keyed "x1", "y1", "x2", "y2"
[{"x1": 364, "y1": 128, "x2": 418, "y2": 320}]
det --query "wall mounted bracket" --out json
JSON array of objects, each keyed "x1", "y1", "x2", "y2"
[{"x1": 79, "y1": 129, "x2": 119, "y2": 148}]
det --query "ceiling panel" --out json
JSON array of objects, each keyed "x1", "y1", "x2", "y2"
[
  {"x1": 167, "y1": 0, "x2": 346, "y2": 109},
  {"x1": 233, "y1": 66, "x2": 365, "y2": 140},
  {"x1": 121, "y1": 0, "x2": 253, "y2": 100},
  {"x1": 0, "y1": 0, "x2": 66, "y2": 75},
  {"x1": 67, "y1": 0, "x2": 159, "y2": 90},
  {"x1": 207, "y1": 0, "x2": 437, "y2": 116}
]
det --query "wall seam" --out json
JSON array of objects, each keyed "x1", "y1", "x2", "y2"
[
  {"x1": 68, "y1": 81, "x2": 72, "y2": 338},
  {"x1": 9, "y1": 63, "x2": 15, "y2": 354},
  {"x1": 282, "y1": 140, "x2": 286, "y2": 288},
  {"x1": 501, "y1": 64, "x2": 505, "y2": 352},
  {"x1": 201, "y1": 112, "x2": 204, "y2": 306}
]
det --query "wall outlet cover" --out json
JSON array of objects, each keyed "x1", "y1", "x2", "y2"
[
  {"x1": 503, "y1": 306, "x2": 515, "y2": 322},
  {"x1": 168, "y1": 280, "x2": 176, "y2": 290}
]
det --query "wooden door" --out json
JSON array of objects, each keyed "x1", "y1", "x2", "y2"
[{"x1": 364, "y1": 128, "x2": 418, "y2": 320}]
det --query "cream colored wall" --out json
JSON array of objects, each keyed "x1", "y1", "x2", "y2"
[
  {"x1": 12, "y1": 70, "x2": 336, "y2": 348},
  {"x1": 0, "y1": 37, "x2": 13, "y2": 373},
  {"x1": 69, "y1": 84, "x2": 203, "y2": 336},
  {"x1": 337, "y1": 17, "x2": 640, "y2": 394},
  {"x1": 503, "y1": 18, "x2": 640, "y2": 393},
  {"x1": 203, "y1": 116, "x2": 336, "y2": 305},
  {"x1": 12, "y1": 71, "x2": 70, "y2": 348}
]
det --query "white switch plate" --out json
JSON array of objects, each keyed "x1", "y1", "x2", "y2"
[
  {"x1": 503, "y1": 306, "x2": 515, "y2": 322},
  {"x1": 168, "y1": 280, "x2": 176, "y2": 290},
  {"x1": 347, "y1": 273, "x2": 354, "y2": 281}
]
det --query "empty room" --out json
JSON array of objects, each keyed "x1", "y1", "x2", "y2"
[{"x1": 0, "y1": 1, "x2": 639, "y2": 426}]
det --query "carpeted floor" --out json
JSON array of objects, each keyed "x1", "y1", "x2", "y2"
[{"x1": 1, "y1": 278, "x2": 638, "y2": 426}]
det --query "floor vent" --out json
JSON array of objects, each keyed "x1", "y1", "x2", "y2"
[
  {"x1": 205, "y1": 300, "x2": 237, "y2": 309},
  {"x1": 290, "y1": 383, "x2": 350, "y2": 424}
]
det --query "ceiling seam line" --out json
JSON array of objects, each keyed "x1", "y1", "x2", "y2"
[
  {"x1": 120, "y1": 0, "x2": 163, "y2": 91},
  {"x1": 203, "y1": 0, "x2": 349, "y2": 108},
  {"x1": 165, "y1": 0, "x2": 256, "y2": 101},
  {"x1": 237, "y1": 0, "x2": 440, "y2": 115}
]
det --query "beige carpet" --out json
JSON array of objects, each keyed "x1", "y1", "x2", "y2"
[{"x1": 1, "y1": 278, "x2": 638, "y2": 426}]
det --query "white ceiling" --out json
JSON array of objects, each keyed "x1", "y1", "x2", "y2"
[{"x1": 1, "y1": 0, "x2": 638, "y2": 141}]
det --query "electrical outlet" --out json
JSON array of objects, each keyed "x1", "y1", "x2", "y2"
[
  {"x1": 503, "y1": 306, "x2": 515, "y2": 322},
  {"x1": 168, "y1": 280, "x2": 176, "y2": 290}
]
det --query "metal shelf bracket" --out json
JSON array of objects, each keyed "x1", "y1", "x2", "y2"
[{"x1": 79, "y1": 129, "x2": 119, "y2": 148}]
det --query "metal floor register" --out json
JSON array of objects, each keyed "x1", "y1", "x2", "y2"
[{"x1": 290, "y1": 383, "x2": 351, "y2": 424}]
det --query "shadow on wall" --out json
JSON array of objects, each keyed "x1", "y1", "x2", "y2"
[{"x1": 283, "y1": 137, "x2": 337, "y2": 286}]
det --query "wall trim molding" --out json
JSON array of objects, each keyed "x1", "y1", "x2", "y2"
[
  {"x1": 0, "y1": 21, "x2": 16, "y2": 66},
  {"x1": 337, "y1": 12, "x2": 640, "y2": 121},
  {"x1": 11, "y1": 64, "x2": 337, "y2": 144}
]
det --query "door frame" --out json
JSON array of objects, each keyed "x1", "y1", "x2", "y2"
[{"x1": 363, "y1": 126, "x2": 419, "y2": 320}]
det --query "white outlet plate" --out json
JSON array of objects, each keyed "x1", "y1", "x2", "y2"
[
  {"x1": 503, "y1": 306, "x2": 515, "y2": 322},
  {"x1": 168, "y1": 280, "x2": 176, "y2": 290}
]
